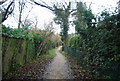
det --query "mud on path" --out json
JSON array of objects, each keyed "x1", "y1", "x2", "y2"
[{"x1": 43, "y1": 46, "x2": 74, "y2": 79}]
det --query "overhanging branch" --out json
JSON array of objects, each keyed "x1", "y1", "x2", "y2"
[
  {"x1": 30, "y1": 0, "x2": 54, "y2": 11},
  {"x1": 0, "y1": 0, "x2": 8, "y2": 5},
  {"x1": 0, "y1": 0, "x2": 15, "y2": 24}
]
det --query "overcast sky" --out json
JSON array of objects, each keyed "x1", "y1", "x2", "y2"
[{"x1": 3, "y1": 0, "x2": 119, "y2": 34}]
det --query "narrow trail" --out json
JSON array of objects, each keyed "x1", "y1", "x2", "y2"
[
  {"x1": 43, "y1": 46, "x2": 74, "y2": 79},
  {"x1": 9, "y1": 46, "x2": 74, "y2": 79}
]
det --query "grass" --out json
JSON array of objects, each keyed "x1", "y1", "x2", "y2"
[
  {"x1": 48, "y1": 48, "x2": 57, "y2": 58},
  {"x1": 37, "y1": 48, "x2": 57, "y2": 60},
  {"x1": 30, "y1": 48, "x2": 57, "y2": 64}
]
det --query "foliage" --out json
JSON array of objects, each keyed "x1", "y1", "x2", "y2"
[
  {"x1": 73, "y1": 2, "x2": 95, "y2": 35},
  {"x1": 53, "y1": 2, "x2": 71, "y2": 48},
  {"x1": 68, "y1": 4, "x2": 120, "y2": 79},
  {"x1": 2, "y1": 25, "x2": 32, "y2": 39},
  {"x1": 2, "y1": 25, "x2": 61, "y2": 56},
  {"x1": 68, "y1": 34, "x2": 80, "y2": 48},
  {"x1": 2, "y1": 24, "x2": 61, "y2": 78},
  {"x1": 38, "y1": 48, "x2": 56, "y2": 59}
]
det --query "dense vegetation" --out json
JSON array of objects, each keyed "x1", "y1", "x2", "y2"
[
  {"x1": 1, "y1": 0, "x2": 119, "y2": 79},
  {"x1": 2, "y1": 24, "x2": 61, "y2": 77},
  {"x1": 2, "y1": 24, "x2": 61, "y2": 54},
  {"x1": 67, "y1": 2, "x2": 120, "y2": 79}
]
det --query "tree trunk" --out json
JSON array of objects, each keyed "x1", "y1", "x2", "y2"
[{"x1": 18, "y1": 12, "x2": 22, "y2": 29}]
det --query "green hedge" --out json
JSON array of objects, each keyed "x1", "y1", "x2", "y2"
[{"x1": 68, "y1": 13, "x2": 120, "y2": 79}]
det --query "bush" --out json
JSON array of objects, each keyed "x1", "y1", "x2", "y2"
[
  {"x1": 68, "y1": 13, "x2": 120, "y2": 79},
  {"x1": 2, "y1": 25, "x2": 58, "y2": 56}
]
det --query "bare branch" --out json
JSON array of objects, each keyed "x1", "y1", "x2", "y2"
[
  {"x1": 0, "y1": 0, "x2": 8, "y2": 5},
  {"x1": 30, "y1": 0, "x2": 54, "y2": 11},
  {"x1": 0, "y1": 0, "x2": 15, "y2": 24},
  {"x1": 34, "y1": 17, "x2": 38, "y2": 29},
  {"x1": 89, "y1": 2, "x2": 93, "y2": 10},
  {"x1": 23, "y1": 6, "x2": 33, "y2": 26}
]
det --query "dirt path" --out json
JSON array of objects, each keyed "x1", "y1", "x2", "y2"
[
  {"x1": 43, "y1": 46, "x2": 74, "y2": 79},
  {"x1": 5, "y1": 47, "x2": 91, "y2": 79}
]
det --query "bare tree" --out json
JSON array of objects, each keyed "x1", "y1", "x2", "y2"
[
  {"x1": 21, "y1": 6, "x2": 33, "y2": 28},
  {"x1": 18, "y1": 0, "x2": 25, "y2": 29},
  {"x1": 0, "y1": 0, "x2": 15, "y2": 24},
  {"x1": 34, "y1": 16, "x2": 38, "y2": 29}
]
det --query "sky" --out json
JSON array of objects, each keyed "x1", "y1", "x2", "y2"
[{"x1": 2, "y1": 0, "x2": 119, "y2": 34}]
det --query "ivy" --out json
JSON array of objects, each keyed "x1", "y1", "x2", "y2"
[{"x1": 67, "y1": 3, "x2": 120, "y2": 79}]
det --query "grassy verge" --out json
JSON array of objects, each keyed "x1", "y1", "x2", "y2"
[
  {"x1": 37, "y1": 48, "x2": 57, "y2": 60},
  {"x1": 28, "y1": 48, "x2": 57, "y2": 64}
]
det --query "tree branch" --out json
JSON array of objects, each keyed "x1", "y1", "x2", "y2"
[
  {"x1": 0, "y1": 0, "x2": 8, "y2": 5},
  {"x1": 0, "y1": 0, "x2": 15, "y2": 24},
  {"x1": 30, "y1": 0, "x2": 54, "y2": 11}
]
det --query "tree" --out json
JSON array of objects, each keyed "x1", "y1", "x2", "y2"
[
  {"x1": 0, "y1": 0, "x2": 15, "y2": 24},
  {"x1": 72, "y1": 2, "x2": 87, "y2": 35},
  {"x1": 18, "y1": 0, "x2": 25, "y2": 29},
  {"x1": 30, "y1": 0, "x2": 73, "y2": 50},
  {"x1": 73, "y1": 2, "x2": 95, "y2": 36},
  {"x1": 34, "y1": 17, "x2": 38, "y2": 29},
  {"x1": 118, "y1": 0, "x2": 120, "y2": 13},
  {"x1": 53, "y1": 2, "x2": 71, "y2": 50}
]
